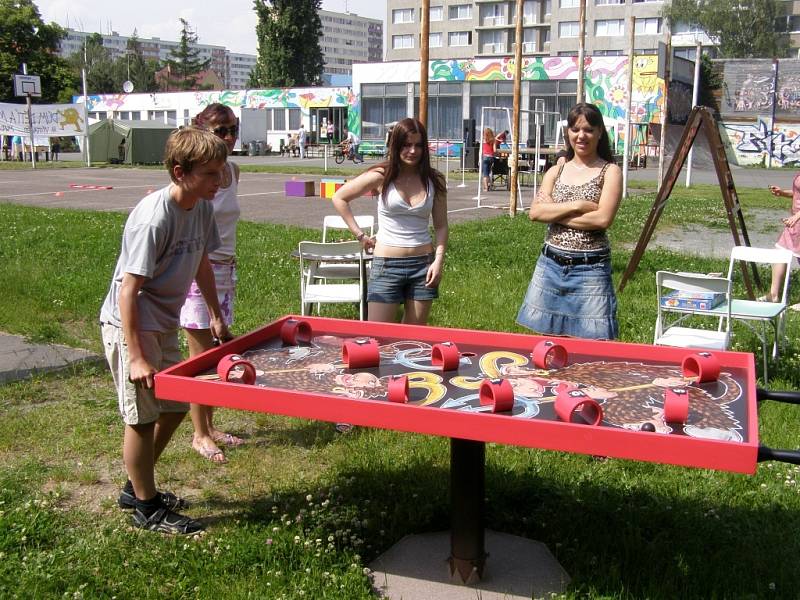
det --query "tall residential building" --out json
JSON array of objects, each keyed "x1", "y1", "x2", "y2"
[
  {"x1": 385, "y1": 1, "x2": 800, "y2": 61},
  {"x1": 319, "y1": 9, "x2": 383, "y2": 84},
  {"x1": 57, "y1": 28, "x2": 255, "y2": 89}
]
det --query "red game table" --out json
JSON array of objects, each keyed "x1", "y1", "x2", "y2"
[{"x1": 155, "y1": 315, "x2": 800, "y2": 582}]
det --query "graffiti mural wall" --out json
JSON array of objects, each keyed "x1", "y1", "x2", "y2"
[{"x1": 717, "y1": 59, "x2": 800, "y2": 166}]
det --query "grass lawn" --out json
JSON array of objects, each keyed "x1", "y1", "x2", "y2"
[{"x1": 1, "y1": 184, "x2": 799, "y2": 598}]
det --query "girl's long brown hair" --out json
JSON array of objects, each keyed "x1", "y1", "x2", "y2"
[{"x1": 369, "y1": 118, "x2": 446, "y2": 200}]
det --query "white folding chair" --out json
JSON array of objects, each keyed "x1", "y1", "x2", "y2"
[
  {"x1": 318, "y1": 215, "x2": 375, "y2": 280},
  {"x1": 654, "y1": 271, "x2": 732, "y2": 351},
  {"x1": 298, "y1": 240, "x2": 365, "y2": 320},
  {"x1": 719, "y1": 246, "x2": 793, "y2": 381}
]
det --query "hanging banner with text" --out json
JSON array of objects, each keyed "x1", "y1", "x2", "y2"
[{"x1": 0, "y1": 102, "x2": 87, "y2": 136}]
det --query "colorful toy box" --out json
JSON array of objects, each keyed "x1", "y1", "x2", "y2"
[
  {"x1": 284, "y1": 180, "x2": 315, "y2": 197},
  {"x1": 660, "y1": 290, "x2": 726, "y2": 311},
  {"x1": 320, "y1": 178, "x2": 346, "y2": 199}
]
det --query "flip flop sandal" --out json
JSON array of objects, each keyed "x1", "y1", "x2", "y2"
[
  {"x1": 192, "y1": 439, "x2": 227, "y2": 463},
  {"x1": 212, "y1": 432, "x2": 245, "y2": 447}
]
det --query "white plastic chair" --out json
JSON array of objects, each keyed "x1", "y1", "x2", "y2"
[
  {"x1": 654, "y1": 271, "x2": 732, "y2": 351},
  {"x1": 718, "y1": 246, "x2": 793, "y2": 381},
  {"x1": 318, "y1": 215, "x2": 375, "y2": 280},
  {"x1": 298, "y1": 240, "x2": 365, "y2": 320}
]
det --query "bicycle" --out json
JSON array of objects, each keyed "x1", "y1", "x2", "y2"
[{"x1": 334, "y1": 142, "x2": 360, "y2": 165}]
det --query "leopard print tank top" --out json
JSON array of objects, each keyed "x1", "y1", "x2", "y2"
[{"x1": 545, "y1": 162, "x2": 611, "y2": 252}]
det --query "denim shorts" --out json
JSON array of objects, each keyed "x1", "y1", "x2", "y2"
[
  {"x1": 368, "y1": 254, "x2": 438, "y2": 303},
  {"x1": 481, "y1": 156, "x2": 494, "y2": 177},
  {"x1": 516, "y1": 246, "x2": 618, "y2": 340}
]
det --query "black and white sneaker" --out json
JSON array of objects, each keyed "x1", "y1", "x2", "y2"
[
  {"x1": 118, "y1": 489, "x2": 187, "y2": 511},
  {"x1": 131, "y1": 506, "x2": 204, "y2": 535}
]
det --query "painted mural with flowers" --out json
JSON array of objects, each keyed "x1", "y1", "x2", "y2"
[{"x1": 426, "y1": 56, "x2": 664, "y2": 125}]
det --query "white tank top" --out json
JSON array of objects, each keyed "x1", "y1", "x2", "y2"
[
  {"x1": 209, "y1": 162, "x2": 239, "y2": 261},
  {"x1": 375, "y1": 180, "x2": 433, "y2": 247}
]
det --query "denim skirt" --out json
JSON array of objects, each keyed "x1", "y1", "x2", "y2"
[{"x1": 516, "y1": 248, "x2": 618, "y2": 340}]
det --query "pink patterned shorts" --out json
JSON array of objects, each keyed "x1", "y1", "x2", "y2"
[{"x1": 180, "y1": 261, "x2": 236, "y2": 329}]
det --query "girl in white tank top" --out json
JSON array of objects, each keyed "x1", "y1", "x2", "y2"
[{"x1": 332, "y1": 117, "x2": 448, "y2": 325}]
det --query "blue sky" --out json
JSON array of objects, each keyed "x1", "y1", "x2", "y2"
[{"x1": 36, "y1": 0, "x2": 386, "y2": 55}]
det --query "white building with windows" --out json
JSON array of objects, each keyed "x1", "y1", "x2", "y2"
[{"x1": 319, "y1": 10, "x2": 383, "y2": 85}]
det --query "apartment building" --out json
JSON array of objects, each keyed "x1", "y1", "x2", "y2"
[
  {"x1": 319, "y1": 10, "x2": 383, "y2": 84},
  {"x1": 58, "y1": 28, "x2": 247, "y2": 89},
  {"x1": 387, "y1": 0, "x2": 800, "y2": 61}
]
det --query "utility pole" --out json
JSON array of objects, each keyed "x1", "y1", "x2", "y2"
[
  {"x1": 509, "y1": 0, "x2": 524, "y2": 216},
  {"x1": 685, "y1": 40, "x2": 702, "y2": 187},
  {"x1": 622, "y1": 17, "x2": 635, "y2": 198},
  {"x1": 22, "y1": 63, "x2": 36, "y2": 170},
  {"x1": 419, "y1": 0, "x2": 430, "y2": 127}
]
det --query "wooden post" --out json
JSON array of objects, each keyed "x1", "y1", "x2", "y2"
[
  {"x1": 419, "y1": 0, "x2": 430, "y2": 128},
  {"x1": 509, "y1": 0, "x2": 524, "y2": 217},
  {"x1": 622, "y1": 17, "x2": 635, "y2": 199},
  {"x1": 576, "y1": 0, "x2": 586, "y2": 102}
]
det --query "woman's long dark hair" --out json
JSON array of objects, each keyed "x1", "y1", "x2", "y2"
[
  {"x1": 564, "y1": 103, "x2": 614, "y2": 163},
  {"x1": 370, "y1": 117, "x2": 446, "y2": 199},
  {"x1": 192, "y1": 103, "x2": 236, "y2": 128}
]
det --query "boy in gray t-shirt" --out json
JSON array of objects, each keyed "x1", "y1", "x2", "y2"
[{"x1": 100, "y1": 127, "x2": 231, "y2": 535}]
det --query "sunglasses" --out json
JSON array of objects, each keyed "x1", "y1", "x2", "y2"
[{"x1": 212, "y1": 125, "x2": 239, "y2": 138}]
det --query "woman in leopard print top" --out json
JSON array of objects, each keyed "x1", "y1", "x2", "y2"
[{"x1": 516, "y1": 103, "x2": 622, "y2": 339}]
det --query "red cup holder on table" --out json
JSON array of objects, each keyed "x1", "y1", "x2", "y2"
[
  {"x1": 342, "y1": 338, "x2": 380, "y2": 369},
  {"x1": 388, "y1": 375, "x2": 410, "y2": 403},
  {"x1": 479, "y1": 378, "x2": 515, "y2": 413},
  {"x1": 217, "y1": 354, "x2": 257, "y2": 385},
  {"x1": 555, "y1": 389, "x2": 603, "y2": 426},
  {"x1": 532, "y1": 340, "x2": 568, "y2": 369},
  {"x1": 431, "y1": 342, "x2": 460, "y2": 371},
  {"x1": 681, "y1": 352, "x2": 720, "y2": 383},
  {"x1": 281, "y1": 318, "x2": 313, "y2": 345},
  {"x1": 664, "y1": 387, "x2": 690, "y2": 423}
]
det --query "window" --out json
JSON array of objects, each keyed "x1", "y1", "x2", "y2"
[
  {"x1": 414, "y1": 82, "x2": 464, "y2": 140},
  {"x1": 673, "y1": 21, "x2": 703, "y2": 34},
  {"x1": 635, "y1": 17, "x2": 662, "y2": 35},
  {"x1": 481, "y1": 3, "x2": 504, "y2": 26},
  {"x1": 288, "y1": 108, "x2": 301, "y2": 130},
  {"x1": 392, "y1": 8, "x2": 413, "y2": 24},
  {"x1": 449, "y1": 31, "x2": 472, "y2": 46},
  {"x1": 560, "y1": 0, "x2": 579, "y2": 7},
  {"x1": 596, "y1": 19, "x2": 624, "y2": 36},
  {"x1": 559, "y1": 21, "x2": 579, "y2": 37},
  {"x1": 470, "y1": 81, "x2": 514, "y2": 135},
  {"x1": 274, "y1": 109, "x2": 286, "y2": 131},
  {"x1": 430, "y1": 6, "x2": 443, "y2": 21},
  {"x1": 481, "y1": 30, "x2": 505, "y2": 53},
  {"x1": 594, "y1": 49, "x2": 624, "y2": 56},
  {"x1": 449, "y1": 4, "x2": 472, "y2": 20},
  {"x1": 392, "y1": 34, "x2": 414, "y2": 50},
  {"x1": 523, "y1": 1, "x2": 538, "y2": 24},
  {"x1": 596, "y1": 0, "x2": 624, "y2": 4},
  {"x1": 362, "y1": 83, "x2": 408, "y2": 140},
  {"x1": 522, "y1": 28, "x2": 537, "y2": 52},
  {"x1": 429, "y1": 32, "x2": 443, "y2": 48},
  {"x1": 633, "y1": 0, "x2": 663, "y2": 3}
]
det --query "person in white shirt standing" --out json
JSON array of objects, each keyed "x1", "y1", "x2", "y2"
[
  {"x1": 298, "y1": 123, "x2": 307, "y2": 159},
  {"x1": 180, "y1": 103, "x2": 245, "y2": 463}
]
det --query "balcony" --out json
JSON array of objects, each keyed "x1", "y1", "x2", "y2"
[{"x1": 479, "y1": 42, "x2": 508, "y2": 55}]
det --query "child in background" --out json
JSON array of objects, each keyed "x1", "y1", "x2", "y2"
[
  {"x1": 100, "y1": 127, "x2": 231, "y2": 534},
  {"x1": 761, "y1": 173, "x2": 800, "y2": 306}
]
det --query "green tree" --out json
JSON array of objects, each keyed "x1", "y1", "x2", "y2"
[
  {"x1": 250, "y1": 0, "x2": 324, "y2": 87},
  {"x1": 120, "y1": 31, "x2": 159, "y2": 93},
  {"x1": 162, "y1": 18, "x2": 211, "y2": 91},
  {"x1": 0, "y1": 0, "x2": 75, "y2": 103},
  {"x1": 665, "y1": 0, "x2": 790, "y2": 58},
  {"x1": 67, "y1": 33, "x2": 118, "y2": 94}
]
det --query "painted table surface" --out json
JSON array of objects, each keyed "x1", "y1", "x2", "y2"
[{"x1": 156, "y1": 315, "x2": 758, "y2": 474}]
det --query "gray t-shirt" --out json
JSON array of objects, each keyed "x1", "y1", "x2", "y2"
[{"x1": 100, "y1": 185, "x2": 220, "y2": 332}]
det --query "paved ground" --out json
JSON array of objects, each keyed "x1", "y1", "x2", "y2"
[{"x1": 0, "y1": 156, "x2": 796, "y2": 384}]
